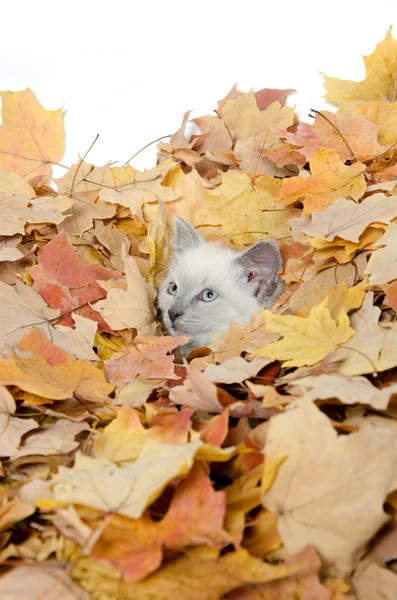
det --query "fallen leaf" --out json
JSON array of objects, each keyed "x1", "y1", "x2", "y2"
[
  {"x1": 0, "y1": 194, "x2": 72, "y2": 236},
  {"x1": 365, "y1": 223, "x2": 397, "y2": 284},
  {"x1": 0, "y1": 564, "x2": 90, "y2": 600},
  {"x1": 12, "y1": 419, "x2": 88, "y2": 459},
  {"x1": 104, "y1": 335, "x2": 187, "y2": 390},
  {"x1": 0, "y1": 385, "x2": 37, "y2": 457},
  {"x1": 323, "y1": 26, "x2": 397, "y2": 104},
  {"x1": 256, "y1": 299, "x2": 354, "y2": 367},
  {"x1": 262, "y1": 398, "x2": 397, "y2": 573},
  {"x1": 95, "y1": 246, "x2": 157, "y2": 334},
  {"x1": 52, "y1": 441, "x2": 202, "y2": 519},
  {"x1": 54, "y1": 162, "x2": 116, "y2": 235},
  {"x1": 279, "y1": 148, "x2": 366, "y2": 214},
  {"x1": 196, "y1": 170, "x2": 289, "y2": 247},
  {"x1": 0, "y1": 88, "x2": 64, "y2": 186},
  {"x1": 0, "y1": 281, "x2": 98, "y2": 360},
  {"x1": 220, "y1": 91, "x2": 294, "y2": 144},
  {"x1": 288, "y1": 374, "x2": 397, "y2": 410},
  {"x1": 298, "y1": 193, "x2": 397, "y2": 242},
  {"x1": 30, "y1": 230, "x2": 122, "y2": 324},
  {"x1": 352, "y1": 561, "x2": 397, "y2": 600},
  {"x1": 0, "y1": 353, "x2": 114, "y2": 402},
  {"x1": 123, "y1": 547, "x2": 302, "y2": 600}
]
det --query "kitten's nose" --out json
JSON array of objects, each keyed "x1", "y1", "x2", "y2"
[{"x1": 168, "y1": 308, "x2": 183, "y2": 323}]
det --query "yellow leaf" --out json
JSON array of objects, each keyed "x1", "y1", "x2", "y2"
[
  {"x1": 52, "y1": 442, "x2": 202, "y2": 519},
  {"x1": 256, "y1": 299, "x2": 354, "y2": 367},
  {"x1": 296, "y1": 279, "x2": 367, "y2": 318},
  {"x1": 323, "y1": 26, "x2": 397, "y2": 105},
  {"x1": 0, "y1": 89, "x2": 64, "y2": 186},
  {"x1": 196, "y1": 171, "x2": 289, "y2": 247},
  {"x1": 122, "y1": 547, "x2": 302, "y2": 600},
  {"x1": 261, "y1": 455, "x2": 287, "y2": 494},
  {"x1": 94, "y1": 332, "x2": 126, "y2": 361},
  {"x1": 279, "y1": 148, "x2": 366, "y2": 214},
  {"x1": 221, "y1": 91, "x2": 294, "y2": 144},
  {"x1": 0, "y1": 354, "x2": 114, "y2": 402}
]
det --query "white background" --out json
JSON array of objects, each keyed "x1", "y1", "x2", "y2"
[{"x1": 1, "y1": 1, "x2": 396, "y2": 175}]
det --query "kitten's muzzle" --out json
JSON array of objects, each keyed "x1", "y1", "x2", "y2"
[{"x1": 168, "y1": 308, "x2": 184, "y2": 323}]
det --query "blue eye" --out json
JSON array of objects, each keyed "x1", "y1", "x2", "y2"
[
  {"x1": 167, "y1": 282, "x2": 178, "y2": 295},
  {"x1": 199, "y1": 289, "x2": 218, "y2": 302}
]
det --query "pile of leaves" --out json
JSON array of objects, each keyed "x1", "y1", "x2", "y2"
[{"x1": 1, "y1": 26, "x2": 397, "y2": 600}]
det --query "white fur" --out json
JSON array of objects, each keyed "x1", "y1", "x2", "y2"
[{"x1": 159, "y1": 219, "x2": 284, "y2": 355}]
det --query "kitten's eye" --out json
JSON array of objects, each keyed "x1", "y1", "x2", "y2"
[
  {"x1": 199, "y1": 289, "x2": 218, "y2": 302},
  {"x1": 167, "y1": 282, "x2": 178, "y2": 295}
]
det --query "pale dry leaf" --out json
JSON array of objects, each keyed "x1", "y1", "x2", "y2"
[
  {"x1": 55, "y1": 162, "x2": 116, "y2": 235},
  {"x1": 299, "y1": 193, "x2": 397, "y2": 242},
  {"x1": 0, "y1": 385, "x2": 37, "y2": 457},
  {"x1": 204, "y1": 356, "x2": 271, "y2": 384},
  {"x1": 352, "y1": 561, "x2": 397, "y2": 600},
  {"x1": 0, "y1": 281, "x2": 98, "y2": 361},
  {"x1": 0, "y1": 564, "x2": 90, "y2": 600},
  {"x1": 96, "y1": 246, "x2": 157, "y2": 333},
  {"x1": 53, "y1": 441, "x2": 202, "y2": 519},
  {"x1": 288, "y1": 374, "x2": 397, "y2": 410},
  {"x1": 114, "y1": 376, "x2": 167, "y2": 407},
  {"x1": 365, "y1": 223, "x2": 397, "y2": 284},
  {"x1": 262, "y1": 398, "x2": 397, "y2": 574},
  {"x1": 335, "y1": 323, "x2": 397, "y2": 376},
  {"x1": 12, "y1": 419, "x2": 88, "y2": 459},
  {"x1": 0, "y1": 194, "x2": 71, "y2": 236},
  {"x1": 169, "y1": 366, "x2": 224, "y2": 413}
]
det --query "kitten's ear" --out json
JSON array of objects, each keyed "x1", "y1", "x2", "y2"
[
  {"x1": 236, "y1": 239, "x2": 282, "y2": 284},
  {"x1": 174, "y1": 217, "x2": 202, "y2": 254}
]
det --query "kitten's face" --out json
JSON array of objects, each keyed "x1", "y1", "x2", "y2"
[{"x1": 158, "y1": 218, "x2": 284, "y2": 355}]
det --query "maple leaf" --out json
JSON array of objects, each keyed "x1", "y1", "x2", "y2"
[
  {"x1": 0, "y1": 281, "x2": 98, "y2": 361},
  {"x1": 256, "y1": 299, "x2": 354, "y2": 367},
  {"x1": 158, "y1": 464, "x2": 230, "y2": 548},
  {"x1": 12, "y1": 419, "x2": 88, "y2": 459},
  {"x1": 30, "y1": 231, "x2": 122, "y2": 325},
  {"x1": 262, "y1": 398, "x2": 397, "y2": 574},
  {"x1": 204, "y1": 356, "x2": 271, "y2": 384},
  {"x1": 0, "y1": 89, "x2": 64, "y2": 187},
  {"x1": 52, "y1": 441, "x2": 202, "y2": 519},
  {"x1": 323, "y1": 26, "x2": 397, "y2": 104},
  {"x1": 282, "y1": 111, "x2": 386, "y2": 162},
  {"x1": 296, "y1": 193, "x2": 397, "y2": 243},
  {"x1": 191, "y1": 116, "x2": 233, "y2": 152},
  {"x1": 95, "y1": 247, "x2": 157, "y2": 334},
  {"x1": 196, "y1": 170, "x2": 289, "y2": 247},
  {"x1": 90, "y1": 512, "x2": 162, "y2": 582},
  {"x1": 352, "y1": 561, "x2": 397, "y2": 599},
  {"x1": 0, "y1": 170, "x2": 35, "y2": 197},
  {"x1": 292, "y1": 280, "x2": 366, "y2": 319},
  {"x1": 122, "y1": 547, "x2": 302, "y2": 600},
  {"x1": 0, "y1": 565, "x2": 90, "y2": 600},
  {"x1": 365, "y1": 223, "x2": 397, "y2": 284},
  {"x1": 279, "y1": 148, "x2": 366, "y2": 214},
  {"x1": 220, "y1": 91, "x2": 294, "y2": 144},
  {"x1": 0, "y1": 385, "x2": 37, "y2": 457},
  {"x1": 104, "y1": 335, "x2": 186, "y2": 390},
  {"x1": 0, "y1": 194, "x2": 72, "y2": 236},
  {"x1": 54, "y1": 161, "x2": 116, "y2": 235},
  {"x1": 288, "y1": 373, "x2": 397, "y2": 410},
  {"x1": 94, "y1": 405, "x2": 193, "y2": 462},
  {"x1": 0, "y1": 353, "x2": 114, "y2": 402}
]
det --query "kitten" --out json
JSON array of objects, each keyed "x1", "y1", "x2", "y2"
[{"x1": 158, "y1": 217, "x2": 284, "y2": 355}]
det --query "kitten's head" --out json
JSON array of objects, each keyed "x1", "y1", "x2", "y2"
[{"x1": 158, "y1": 217, "x2": 284, "y2": 353}]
